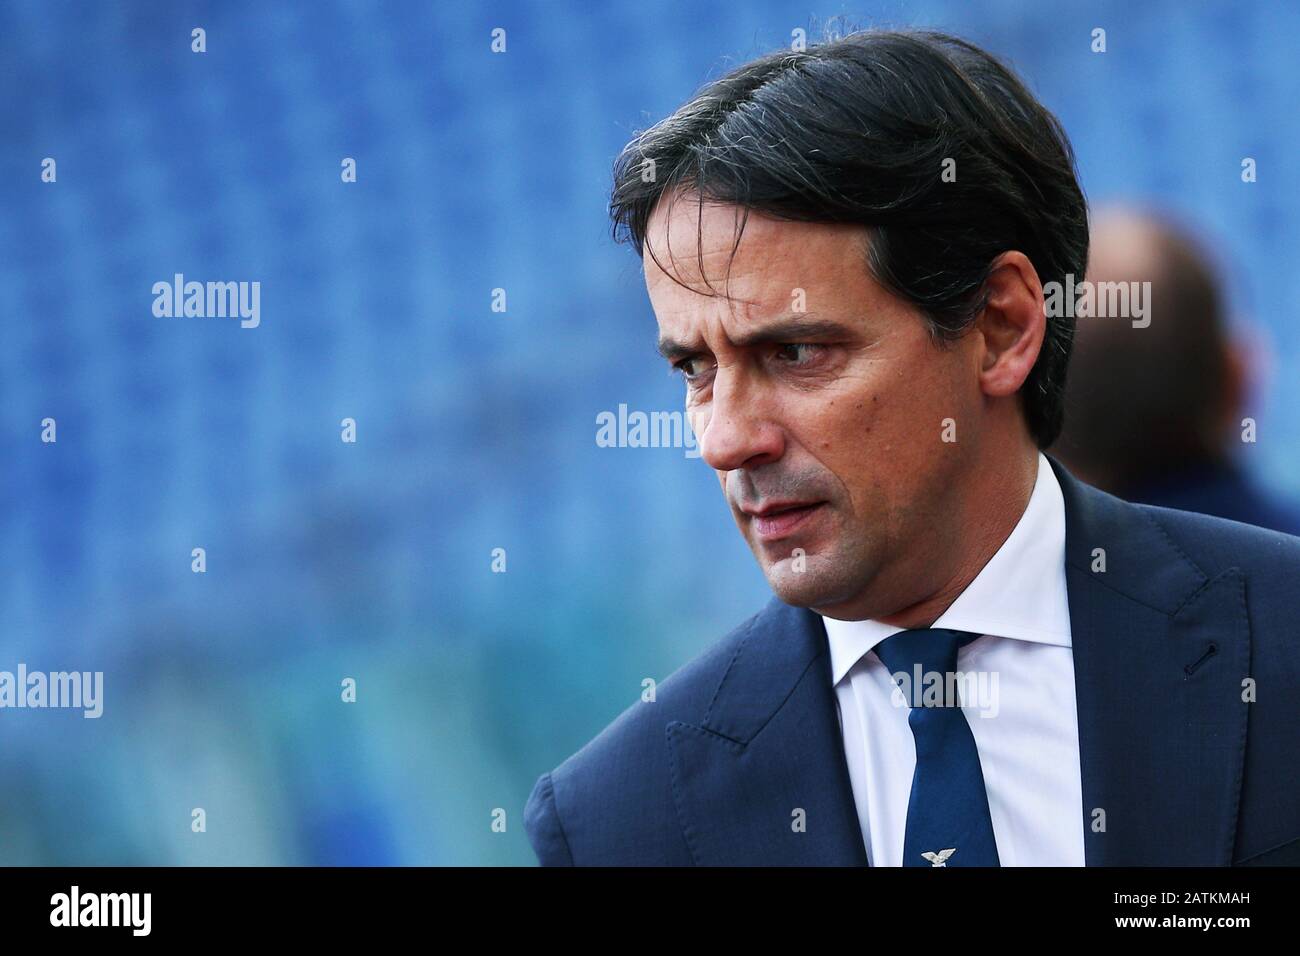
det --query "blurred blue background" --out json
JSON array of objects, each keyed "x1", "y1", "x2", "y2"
[{"x1": 1, "y1": 0, "x2": 1297, "y2": 864}]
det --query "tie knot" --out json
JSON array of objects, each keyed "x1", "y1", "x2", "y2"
[{"x1": 873, "y1": 627, "x2": 982, "y2": 708}]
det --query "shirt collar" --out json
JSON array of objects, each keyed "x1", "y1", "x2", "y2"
[{"x1": 823, "y1": 452, "x2": 1073, "y2": 686}]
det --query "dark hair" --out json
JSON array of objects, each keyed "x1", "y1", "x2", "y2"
[{"x1": 610, "y1": 29, "x2": 1089, "y2": 448}]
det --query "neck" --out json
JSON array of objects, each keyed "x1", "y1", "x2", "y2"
[{"x1": 876, "y1": 447, "x2": 1040, "y2": 630}]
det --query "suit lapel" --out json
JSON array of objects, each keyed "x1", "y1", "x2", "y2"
[
  {"x1": 1051, "y1": 456, "x2": 1250, "y2": 865},
  {"x1": 667, "y1": 597, "x2": 868, "y2": 865}
]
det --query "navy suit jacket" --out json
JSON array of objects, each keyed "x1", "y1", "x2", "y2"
[{"x1": 524, "y1": 457, "x2": 1300, "y2": 865}]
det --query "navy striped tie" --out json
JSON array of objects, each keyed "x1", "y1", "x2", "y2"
[{"x1": 873, "y1": 627, "x2": 1000, "y2": 867}]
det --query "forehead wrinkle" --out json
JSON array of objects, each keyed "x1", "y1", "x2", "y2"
[
  {"x1": 648, "y1": 249, "x2": 790, "y2": 348},
  {"x1": 659, "y1": 292, "x2": 808, "y2": 363}
]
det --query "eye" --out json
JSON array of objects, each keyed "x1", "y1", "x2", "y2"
[
  {"x1": 773, "y1": 343, "x2": 824, "y2": 365},
  {"x1": 672, "y1": 356, "x2": 712, "y2": 381}
]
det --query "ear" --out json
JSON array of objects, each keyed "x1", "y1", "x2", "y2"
[{"x1": 976, "y1": 251, "x2": 1046, "y2": 399}]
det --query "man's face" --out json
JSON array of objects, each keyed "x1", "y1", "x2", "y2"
[{"x1": 645, "y1": 195, "x2": 987, "y2": 621}]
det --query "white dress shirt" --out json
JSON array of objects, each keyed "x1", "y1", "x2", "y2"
[{"x1": 822, "y1": 452, "x2": 1086, "y2": 866}]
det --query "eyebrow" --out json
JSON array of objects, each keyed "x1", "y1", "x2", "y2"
[{"x1": 656, "y1": 315, "x2": 856, "y2": 362}]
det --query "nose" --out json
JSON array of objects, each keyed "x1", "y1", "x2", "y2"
[{"x1": 696, "y1": 372, "x2": 785, "y2": 472}]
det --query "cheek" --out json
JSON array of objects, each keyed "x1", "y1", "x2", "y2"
[
  {"x1": 790, "y1": 394, "x2": 876, "y2": 474},
  {"x1": 873, "y1": 347, "x2": 962, "y2": 435},
  {"x1": 806, "y1": 383, "x2": 926, "y2": 492}
]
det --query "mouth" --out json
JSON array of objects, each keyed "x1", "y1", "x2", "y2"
[{"x1": 743, "y1": 501, "x2": 827, "y2": 541}]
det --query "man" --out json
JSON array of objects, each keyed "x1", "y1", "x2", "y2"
[
  {"x1": 524, "y1": 30, "x2": 1300, "y2": 866},
  {"x1": 1055, "y1": 207, "x2": 1300, "y2": 535}
]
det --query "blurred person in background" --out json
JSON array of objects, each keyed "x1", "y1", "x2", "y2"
[{"x1": 1054, "y1": 208, "x2": 1300, "y2": 535}]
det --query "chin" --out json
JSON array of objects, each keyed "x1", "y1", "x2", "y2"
[
  {"x1": 763, "y1": 562, "x2": 841, "y2": 609},
  {"x1": 762, "y1": 547, "x2": 875, "y2": 613}
]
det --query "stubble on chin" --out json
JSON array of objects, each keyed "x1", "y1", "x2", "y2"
[{"x1": 758, "y1": 535, "x2": 878, "y2": 612}]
